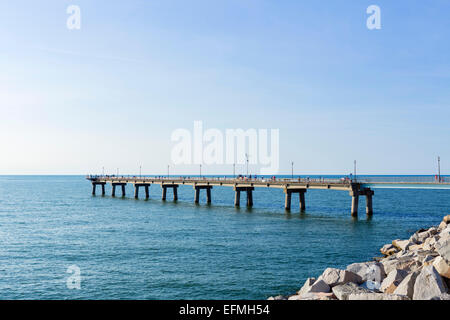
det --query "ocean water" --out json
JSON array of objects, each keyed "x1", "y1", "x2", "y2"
[{"x1": 0, "y1": 175, "x2": 449, "y2": 300}]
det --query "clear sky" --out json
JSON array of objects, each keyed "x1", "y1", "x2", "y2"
[{"x1": 0, "y1": 0, "x2": 449, "y2": 175}]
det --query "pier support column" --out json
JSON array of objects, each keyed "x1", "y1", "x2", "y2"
[
  {"x1": 173, "y1": 186, "x2": 178, "y2": 201},
  {"x1": 234, "y1": 190, "x2": 241, "y2": 207},
  {"x1": 134, "y1": 185, "x2": 139, "y2": 199},
  {"x1": 92, "y1": 183, "x2": 96, "y2": 196},
  {"x1": 206, "y1": 187, "x2": 212, "y2": 204},
  {"x1": 121, "y1": 184, "x2": 126, "y2": 197},
  {"x1": 364, "y1": 189, "x2": 374, "y2": 216},
  {"x1": 162, "y1": 186, "x2": 167, "y2": 201},
  {"x1": 194, "y1": 188, "x2": 200, "y2": 204},
  {"x1": 284, "y1": 190, "x2": 292, "y2": 211},
  {"x1": 234, "y1": 187, "x2": 254, "y2": 208},
  {"x1": 112, "y1": 184, "x2": 116, "y2": 197},
  {"x1": 350, "y1": 191, "x2": 359, "y2": 217},
  {"x1": 193, "y1": 186, "x2": 212, "y2": 204},
  {"x1": 145, "y1": 185, "x2": 150, "y2": 199},
  {"x1": 299, "y1": 191, "x2": 306, "y2": 212},
  {"x1": 101, "y1": 184, "x2": 105, "y2": 196},
  {"x1": 247, "y1": 189, "x2": 253, "y2": 207}
]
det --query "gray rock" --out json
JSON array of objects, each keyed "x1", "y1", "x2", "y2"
[
  {"x1": 392, "y1": 239, "x2": 414, "y2": 251},
  {"x1": 382, "y1": 256, "x2": 421, "y2": 274},
  {"x1": 380, "y1": 244, "x2": 398, "y2": 256},
  {"x1": 297, "y1": 277, "x2": 316, "y2": 297},
  {"x1": 346, "y1": 262, "x2": 386, "y2": 283},
  {"x1": 332, "y1": 282, "x2": 372, "y2": 300},
  {"x1": 436, "y1": 239, "x2": 450, "y2": 262},
  {"x1": 298, "y1": 278, "x2": 330, "y2": 297},
  {"x1": 269, "y1": 295, "x2": 288, "y2": 300},
  {"x1": 360, "y1": 280, "x2": 382, "y2": 291},
  {"x1": 318, "y1": 268, "x2": 362, "y2": 287},
  {"x1": 393, "y1": 271, "x2": 420, "y2": 299},
  {"x1": 348, "y1": 292, "x2": 410, "y2": 300},
  {"x1": 433, "y1": 256, "x2": 450, "y2": 279},
  {"x1": 413, "y1": 266, "x2": 448, "y2": 300},
  {"x1": 430, "y1": 293, "x2": 450, "y2": 300},
  {"x1": 380, "y1": 269, "x2": 408, "y2": 293}
]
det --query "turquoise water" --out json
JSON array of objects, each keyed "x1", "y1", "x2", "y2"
[{"x1": 0, "y1": 175, "x2": 449, "y2": 300}]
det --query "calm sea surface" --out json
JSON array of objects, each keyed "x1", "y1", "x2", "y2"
[{"x1": 0, "y1": 175, "x2": 449, "y2": 299}]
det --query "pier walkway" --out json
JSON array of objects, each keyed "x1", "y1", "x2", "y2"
[{"x1": 87, "y1": 176, "x2": 380, "y2": 216}]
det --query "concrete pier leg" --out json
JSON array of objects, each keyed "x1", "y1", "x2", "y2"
[
  {"x1": 206, "y1": 188, "x2": 212, "y2": 203},
  {"x1": 112, "y1": 185, "x2": 116, "y2": 197},
  {"x1": 351, "y1": 194, "x2": 359, "y2": 217},
  {"x1": 299, "y1": 191, "x2": 306, "y2": 212},
  {"x1": 145, "y1": 186, "x2": 149, "y2": 199},
  {"x1": 285, "y1": 191, "x2": 292, "y2": 211},
  {"x1": 194, "y1": 188, "x2": 200, "y2": 204},
  {"x1": 92, "y1": 184, "x2": 96, "y2": 196},
  {"x1": 365, "y1": 190, "x2": 374, "y2": 216},
  {"x1": 247, "y1": 190, "x2": 253, "y2": 207},
  {"x1": 235, "y1": 190, "x2": 241, "y2": 207},
  {"x1": 162, "y1": 187, "x2": 167, "y2": 201},
  {"x1": 121, "y1": 184, "x2": 126, "y2": 197},
  {"x1": 101, "y1": 184, "x2": 105, "y2": 196},
  {"x1": 173, "y1": 187, "x2": 178, "y2": 201},
  {"x1": 134, "y1": 185, "x2": 139, "y2": 199}
]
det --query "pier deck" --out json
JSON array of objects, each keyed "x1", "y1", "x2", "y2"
[{"x1": 87, "y1": 176, "x2": 376, "y2": 216}]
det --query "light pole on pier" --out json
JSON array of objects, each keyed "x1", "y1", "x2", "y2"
[
  {"x1": 167, "y1": 165, "x2": 170, "y2": 178},
  {"x1": 438, "y1": 156, "x2": 441, "y2": 183},
  {"x1": 102, "y1": 166, "x2": 104, "y2": 176},
  {"x1": 200, "y1": 164, "x2": 202, "y2": 178},
  {"x1": 139, "y1": 165, "x2": 142, "y2": 178},
  {"x1": 117, "y1": 168, "x2": 119, "y2": 177},
  {"x1": 291, "y1": 161, "x2": 294, "y2": 179},
  {"x1": 354, "y1": 160, "x2": 357, "y2": 182},
  {"x1": 245, "y1": 153, "x2": 249, "y2": 176},
  {"x1": 233, "y1": 163, "x2": 235, "y2": 179}
]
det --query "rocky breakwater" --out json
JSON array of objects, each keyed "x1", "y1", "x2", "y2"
[{"x1": 269, "y1": 215, "x2": 450, "y2": 300}]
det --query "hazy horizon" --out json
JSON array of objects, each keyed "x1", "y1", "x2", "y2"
[{"x1": 1, "y1": 1, "x2": 449, "y2": 175}]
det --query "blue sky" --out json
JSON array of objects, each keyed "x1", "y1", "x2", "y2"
[{"x1": 0, "y1": 0, "x2": 449, "y2": 175}]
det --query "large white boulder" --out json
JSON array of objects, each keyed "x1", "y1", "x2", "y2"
[
  {"x1": 392, "y1": 239, "x2": 412, "y2": 251},
  {"x1": 317, "y1": 268, "x2": 362, "y2": 287},
  {"x1": 393, "y1": 271, "x2": 420, "y2": 299},
  {"x1": 346, "y1": 262, "x2": 386, "y2": 284},
  {"x1": 348, "y1": 292, "x2": 410, "y2": 300},
  {"x1": 433, "y1": 256, "x2": 450, "y2": 279},
  {"x1": 380, "y1": 269, "x2": 408, "y2": 293},
  {"x1": 436, "y1": 239, "x2": 450, "y2": 262},
  {"x1": 332, "y1": 282, "x2": 372, "y2": 300},
  {"x1": 298, "y1": 278, "x2": 330, "y2": 298},
  {"x1": 413, "y1": 266, "x2": 448, "y2": 300}
]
